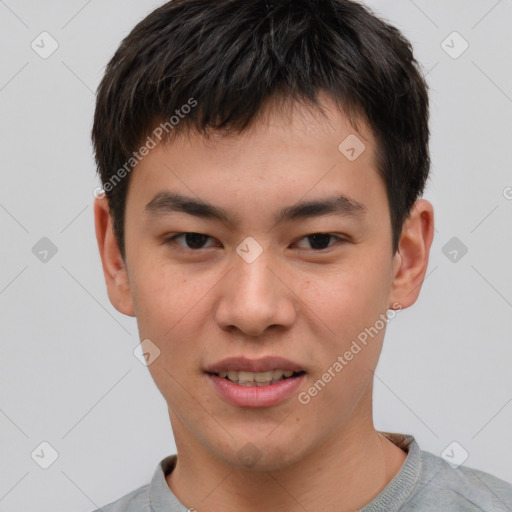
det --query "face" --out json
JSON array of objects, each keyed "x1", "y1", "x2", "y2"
[{"x1": 96, "y1": 93, "x2": 430, "y2": 472}]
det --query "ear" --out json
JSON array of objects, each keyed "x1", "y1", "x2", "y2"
[
  {"x1": 94, "y1": 196, "x2": 135, "y2": 317},
  {"x1": 389, "y1": 199, "x2": 434, "y2": 309}
]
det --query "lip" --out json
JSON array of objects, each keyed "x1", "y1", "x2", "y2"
[
  {"x1": 204, "y1": 355, "x2": 305, "y2": 374},
  {"x1": 207, "y1": 372, "x2": 306, "y2": 408}
]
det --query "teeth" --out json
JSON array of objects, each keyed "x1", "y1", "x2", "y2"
[{"x1": 217, "y1": 369, "x2": 297, "y2": 385}]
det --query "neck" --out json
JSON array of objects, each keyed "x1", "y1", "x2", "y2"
[{"x1": 165, "y1": 416, "x2": 407, "y2": 512}]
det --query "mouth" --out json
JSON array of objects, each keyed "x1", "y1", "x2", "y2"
[
  {"x1": 207, "y1": 369, "x2": 307, "y2": 387},
  {"x1": 204, "y1": 356, "x2": 307, "y2": 407}
]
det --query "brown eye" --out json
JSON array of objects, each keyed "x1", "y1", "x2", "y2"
[
  {"x1": 294, "y1": 233, "x2": 344, "y2": 250},
  {"x1": 166, "y1": 232, "x2": 216, "y2": 250}
]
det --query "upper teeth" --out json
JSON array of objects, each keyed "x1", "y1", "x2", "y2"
[{"x1": 219, "y1": 370, "x2": 295, "y2": 384}]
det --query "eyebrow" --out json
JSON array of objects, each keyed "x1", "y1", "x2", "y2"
[{"x1": 144, "y1": 191, "x2": 367, "y2": 225}]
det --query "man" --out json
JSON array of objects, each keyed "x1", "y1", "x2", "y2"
[{"x1": 91, "y1": 0, "x2": 512, "y2": 510}]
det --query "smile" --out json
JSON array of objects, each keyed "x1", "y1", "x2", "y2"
[{"x1": 213, "y1": 369, "x2": 306, "y2": 386}]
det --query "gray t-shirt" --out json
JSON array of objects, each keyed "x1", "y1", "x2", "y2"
[{"x1": 92, "y1": 432, "x2": 512, "y2": 511}]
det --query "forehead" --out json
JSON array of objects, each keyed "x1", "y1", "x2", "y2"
[{"x1": 127, "y1": 92, "x2": 385, "y2": 223}]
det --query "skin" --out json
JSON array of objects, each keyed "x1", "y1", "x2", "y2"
[{"x1": 94, "y1": 91, "x2": 434, "y2": 512}]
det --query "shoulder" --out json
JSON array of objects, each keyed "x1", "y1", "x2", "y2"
[
  {"x1": 89, "y1": 483, "x2": 150, "y2": 512},
  {"x1": 89, "y1": 454, "x2": 178, "y2": 512},
  {"x1": 408, "y1": 449, "x2": 512, "y2": 511}
]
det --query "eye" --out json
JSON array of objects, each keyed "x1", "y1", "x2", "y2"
[
  {"x1": 164, "y1": 232, "x2": 347, "y2": 252},
  {"x1": 294, "y1": 233, "x2": 345, "y2": 250},
  {"x1": 165, "y1": 232, "x2": 218, "y2": 250}
]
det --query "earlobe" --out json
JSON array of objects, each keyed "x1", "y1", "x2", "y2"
[
  {"x1": 94, "y1": 197, "x2": 135, "y2": 317},
  {"x1": 389, "y1": 199, "x2": 434, "y2": 309}
]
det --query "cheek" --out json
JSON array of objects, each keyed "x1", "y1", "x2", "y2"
[
  {"x1": 306, "y1": 271, "x2": 388, "y2": 405},
  {"x1": 130, "y1": 261, "x2": 191, "y2": 333},
  {"x1": 299, "y1": 259, "x2": 391, "y2": 339},
  {"x1": 142, "y1": 312, "x2": 209, "y2": 417},
  {"x1": 131, "y1": 263, "x2": 211, "y2": 365}
]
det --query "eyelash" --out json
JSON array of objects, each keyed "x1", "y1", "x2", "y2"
[{"x1": 164, "y1": 232, "x2": 347, "y2": 251}]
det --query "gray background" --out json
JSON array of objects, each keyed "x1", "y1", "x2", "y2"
[{"x1": 1, "y1": 1, "x2": 511, "y2": 511}]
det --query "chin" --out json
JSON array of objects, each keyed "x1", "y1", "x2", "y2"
[{"x1": 217, "y1": 432, "x2": 312, "y2": 473}]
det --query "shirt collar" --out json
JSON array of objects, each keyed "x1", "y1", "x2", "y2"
[
  {"x1": 361, "y1": 432, "x2": 421, "y2": 511},
  {"x1": 149, "y1": 454, "x2": 192, "y2": 511}
]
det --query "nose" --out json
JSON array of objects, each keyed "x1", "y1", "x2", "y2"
[{"x1": 214, "y1": 249, "x2": 297, "y2": 337}]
